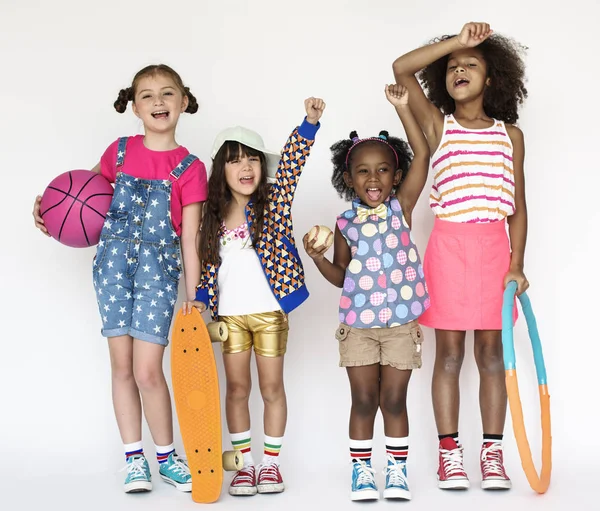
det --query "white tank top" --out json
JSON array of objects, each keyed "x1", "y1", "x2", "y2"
[{"x1": 217, "y1": 223, "x2": 282, "y2": 316}]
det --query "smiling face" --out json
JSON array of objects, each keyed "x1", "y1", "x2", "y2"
[
  {"x1": 445, "y1": 48, "x2": 490, "y2": 103},
  {"x1": 131, "y1": 73, "x2": 188, "y2": 134},
  {"x1": 344, "y1": 142, "x2": 400, "y2": 207},
  {"x1": 222, "y1": 142, "x2": 266, "y2": 201}
]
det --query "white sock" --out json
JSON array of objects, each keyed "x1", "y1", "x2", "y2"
[
  {"x1": 262, "y1": 435, "x2": 283, "y2": 465},
  {"x1": 155, "y1": 443, "x2": 175, "y2": 464},
  {"x1": 124, "y1": 440, "x2": 144, "y2": 460},
  {"x1": 385, "y1": 435, "x2": 409, "y2": 462},
  {"x1": 230, "y1": 430, "x2": 255, "y2": 467}
]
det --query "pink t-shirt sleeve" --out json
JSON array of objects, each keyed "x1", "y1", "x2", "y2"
[
  {"x1": 178, "y1": 159, "x2": 208, "y2": 206},
  {"x1": 100, "y1": 139, "x2": 120, "y2": 183}
]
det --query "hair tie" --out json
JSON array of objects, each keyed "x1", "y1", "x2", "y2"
[{"x1": 344, "y1": 130, "x2": 399, "y2": 167}]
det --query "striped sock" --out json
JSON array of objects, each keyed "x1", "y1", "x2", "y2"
[
  {"x1": 350, "y1": 438, "x2": 373, "y2": 463},
  {"x1": 263, "y1": 435, "x2": 283, "y2": 465},
  {"x1": 439, "y1": 432, "x2": 460, "y2": 446},
  {"x1": 483, "y1": 433, "x2": 503, "y2": 446},
  {"x1": 386, "y1": 436, "x2": 409, "y2": 462},
  {"x1": 231, "y1": 430, "x2": 255, "y2": 467},
  {"x1": 155, "y1": 443, "x2": 175, "y2": 464},
  {"x1": 124, "y1": 440, "x2": 144, "y2": 461}
]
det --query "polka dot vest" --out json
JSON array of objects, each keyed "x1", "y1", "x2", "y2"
[{"x1": 336, "y1": 196, "x2": 430, "y2": 328}]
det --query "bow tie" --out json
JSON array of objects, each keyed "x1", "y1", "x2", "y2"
[{"x1": 356, "y1": 202, "x2": 387, "y2": 222}]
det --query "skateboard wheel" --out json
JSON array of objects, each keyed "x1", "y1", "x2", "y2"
[
  {"x1": 222, "y1": 450, "x2": 243, "y2": 471},
  {"x1": 207, "y1": 321, "x2": 229, "y2": 343}
]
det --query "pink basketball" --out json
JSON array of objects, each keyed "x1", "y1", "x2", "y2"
[{"x1": 40, "y1": 170, "x2": 114, "y2": 248}]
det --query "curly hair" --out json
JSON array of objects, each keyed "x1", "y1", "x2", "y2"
[
  {"x1": 418, "y1": 34, "x2": 527, "y2": 124},
  {"x1": 113, "y1": 64, "x2": 199, "y2": 114},
  {"x1": 198, "y1": 142, "x2": 270, "y2": 267},
  {"x1": 331, "y1": 130, "x2": 413, "y2": 201}
]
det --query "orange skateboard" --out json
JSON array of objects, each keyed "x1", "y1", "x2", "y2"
[{"x1": 171, "y1": 308, "x2": 243, "y2": 503}]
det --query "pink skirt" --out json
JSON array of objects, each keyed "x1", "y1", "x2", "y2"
[{"x1": 419, "y1": 218, "x2": 517, "y2": 331}]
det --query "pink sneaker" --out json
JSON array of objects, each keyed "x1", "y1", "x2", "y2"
[
  {"x1": 229, "y1": 465, "x2": 257, "y2": 496},
  {"x1": 480, "y1": 442, "x2": 511, "y2": 490},
  {"x1": 437, "y1": 438, "x2": 470, "y2": 489},
  {"x1": 257, "y1": 460, "x2": 285, "y2": 494}
]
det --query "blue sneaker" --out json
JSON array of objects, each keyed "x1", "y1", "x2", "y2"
[
  {"x1": 351, "y1": 459, "x2": 379, "y2": 501},
  {"x1": 159, "y1": 453, "x2": 192, "y2": 492},
  {"x1": 123, "y1": 455, "x2": 152, "y2": 493},
  {"x1": 383, "y1": 454, "x2": 411, "y2": 500}
]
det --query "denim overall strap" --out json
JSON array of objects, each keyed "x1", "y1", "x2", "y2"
[
  {"x1": 169, "y1": 154, "x2": 198, "y2": 180},
  {"x1": 115, "y1": 137, "x2": 128, "y2": 168}
]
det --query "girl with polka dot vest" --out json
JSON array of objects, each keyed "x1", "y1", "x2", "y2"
[{"x1": 304, "y1": 84, "x2": 430, "y2": 502}]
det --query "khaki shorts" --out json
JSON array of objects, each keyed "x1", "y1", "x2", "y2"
[
  {"x1": 219, "y1": 310, "x2": 289, "y2": 357},
  {"x1": 335, "y1": 320, "x2": 423, "y2": 370}
]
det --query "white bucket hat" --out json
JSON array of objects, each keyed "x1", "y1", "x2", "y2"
[{"x1": 211, "y1": 126, "x2": 281, "y2": 180}]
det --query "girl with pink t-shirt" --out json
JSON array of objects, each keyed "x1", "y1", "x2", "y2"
[{"x1": 33, "y1": 64, "x2": 207, "y2": 494}]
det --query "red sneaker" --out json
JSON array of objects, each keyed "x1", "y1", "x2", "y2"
[
  {"x1": 257, "y1": 460, "x2": 285, "y2": 494},
  {"x1": 437, "y1": 438, "x2": 470, "y2": 489},
  {"x1": 480, "y1": 442, "x2": 511, "y2": 490},
  {"x1": 229, "y1": 465, "x2": 257, "y2": 496}
]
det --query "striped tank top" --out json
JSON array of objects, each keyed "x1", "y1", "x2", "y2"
[{"x1": 430, "y1": 114, "x2": 515, "y2": 223}]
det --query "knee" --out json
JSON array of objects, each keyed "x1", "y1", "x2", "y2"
[
  {"x1": 437, "y1": 350, "x2": 464, "y2": 375},
  {"x1": 111, "y1": 360, "x2": 134, "y2": 383},
  {"x1": 352, "y1": 390, "x2": 379, "y2": 418},
  {"x1": 133, "y1": 366, "x2": 164, "y2": 392},
  {"x1": 259, "y1": 382, "x2": 284, "y2": 404},
  {"x1": 380, "y1": 391, "x2": 407, "y2": 417},
  {"x1": 227, "y1": 381, "x2": 251, "y2": 402},
  {"x1": 475, "y1": 344, "x2": 504, "y2": 374}
]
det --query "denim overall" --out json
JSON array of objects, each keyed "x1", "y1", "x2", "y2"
[{"x1": 92, "y1": 137, "x2": 197, "y2": 345}]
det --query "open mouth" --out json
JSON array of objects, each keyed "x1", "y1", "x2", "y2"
[
  {"x1": 454, "y1": 77, "x2": 469, "y2": 87},
  {"x1": 240, "y1": 175, "x2": 254, "y2": 185},
  {"x1": 366, "y1": 187, "x2": 382, "y2": 202},
  {"x1": 151, "y1": 110, "x2": 170, "y2": 119}
]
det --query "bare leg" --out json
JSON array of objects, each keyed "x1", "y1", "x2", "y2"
[
  {"x1": 108, "y1": 335, "x2": 142, "y2": 444},
  {"x1": 132, "y1": 339, "x2": 172, "y2": 446},
  {"x1": 431, "y1": 330, "x2": 466, "y2": 435}
]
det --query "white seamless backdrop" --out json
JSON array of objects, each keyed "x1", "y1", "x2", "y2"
[{"x1": 1, "y1": 1, "x2": 597, "y2": 510}]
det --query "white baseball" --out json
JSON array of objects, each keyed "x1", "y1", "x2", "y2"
[{"x1": 307, "y1": 225, "x2": 333, "y2": 250}]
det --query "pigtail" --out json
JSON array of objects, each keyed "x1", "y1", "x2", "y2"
[
  {"x1": 114, "y1": 87, "x2": 133, "y2": 113},
  {"x1": 184, "y1": 87, "x2": 199, "y2": 114}
]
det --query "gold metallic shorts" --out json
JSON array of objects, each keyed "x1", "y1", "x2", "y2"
[{"x1": 219, "y1": 310, "x2": 289, "y2": 357}]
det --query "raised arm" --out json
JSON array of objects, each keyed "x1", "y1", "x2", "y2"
[
  {"x1": 274, "y1": 97, "x2": 325, "y2": 205},
  {"x1": 385, "y1": 85, "x2": 430, "y2": 222},
  {"x1": 392, "y1": 22, "x2": 493, "y2": 149}
]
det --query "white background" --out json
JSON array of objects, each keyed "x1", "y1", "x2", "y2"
[{"x1": 1, "y1": 0, "x2": 597, "y2": 509}]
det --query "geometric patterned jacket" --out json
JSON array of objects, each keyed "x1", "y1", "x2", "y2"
[{"x1": 195, "y1": 119, "x2": 319, "y2": 321}]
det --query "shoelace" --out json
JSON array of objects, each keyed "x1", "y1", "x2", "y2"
[
  {"x1": 233, "y1": 467, "x2": 255, "y2": 485},
  {"x1": 354, "y1": 460, "x2": 376, "y2": 486},
  {"x1": 121, "y1": 457, "x2": 148, "y2": 479},
  {"x1": 383, "y1": 455, "x2": 408, "y2": 488},
  {"x1": 258, "y1": 460, "x2": 280, "y2": 482},
  {"x1": 440, "y1": 446, "x2": 466, "y2": 477},
  {"x1": 481, "y1": 443, "x2": 505, "y2": 476},
  {"x1": 167, "y1": 455, "x2": 191, "y2": 477}
]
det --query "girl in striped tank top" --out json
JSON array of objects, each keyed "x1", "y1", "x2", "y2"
[{"x1": 393, "y1": 22, "x2": 530, "y2": 491}]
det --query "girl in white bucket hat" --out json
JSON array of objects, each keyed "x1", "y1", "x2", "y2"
[{"x1": 193, "y1": 97, "x2": 325, "y2": 496}]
